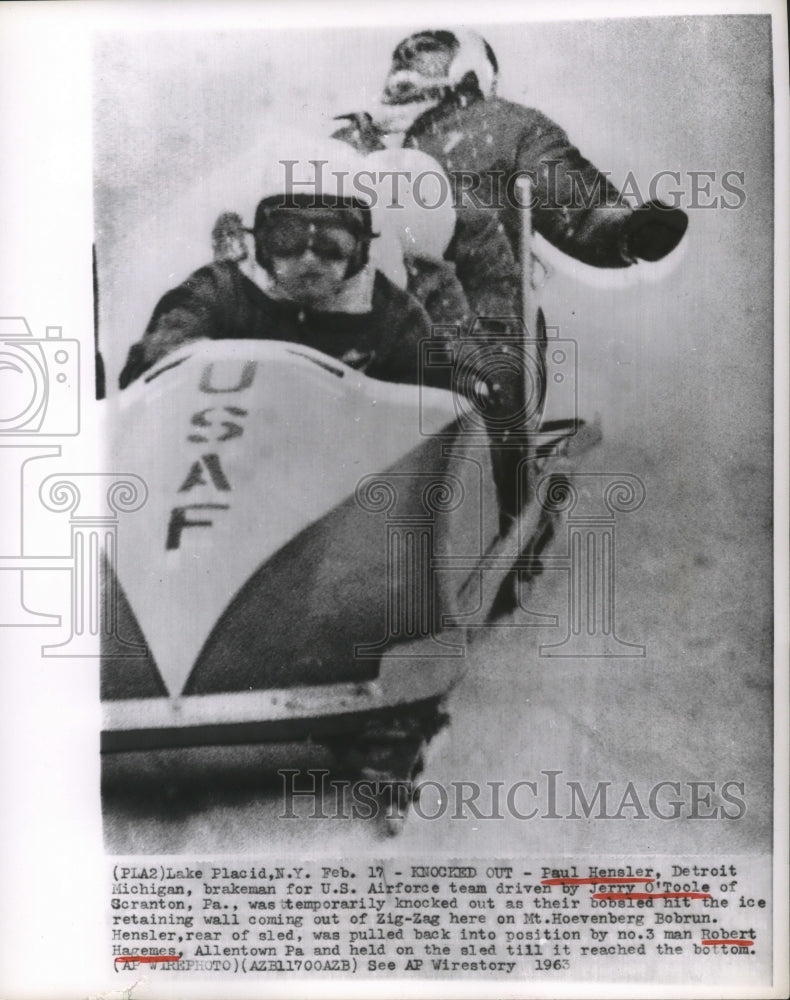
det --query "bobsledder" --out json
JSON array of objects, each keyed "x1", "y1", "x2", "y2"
[{"x1": 100, "y1": 141, "x2": 601, "y2": 834}]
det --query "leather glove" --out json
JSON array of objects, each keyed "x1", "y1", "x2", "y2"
[{"x1": 627, "y1": 200, "x2": 688, "y2": 262}]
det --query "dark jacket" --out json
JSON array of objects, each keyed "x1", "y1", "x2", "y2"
[
  {"x1": 119, "y1": 261, "x2": 441, "y2": 390},
  {"x1": 405, "y1": 257, "x2": 470, "y2": 331},
  {"x1": 334, "y1": 86, "x2": 636, "y2": 315}
]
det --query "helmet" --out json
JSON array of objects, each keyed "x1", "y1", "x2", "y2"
[
  {"x1": 384, "y1": 29, "x2": 498, "y2": 105},
  {"x1": 448, "y1": 30, "x2": 498, "y2": 98},
  {"x1": 363, "y1": 148, "x2": 456, "y2": 263}
]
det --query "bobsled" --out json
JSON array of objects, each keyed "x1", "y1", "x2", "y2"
[{"x1": 101, "y1": 334, "x2": 595, "y2": 829}]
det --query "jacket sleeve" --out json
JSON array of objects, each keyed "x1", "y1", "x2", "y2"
[
  {"x1": 388, "y1": 297, "x2": 438, "y2": 387},
  {"x1": 447, "y1": 192, "x2": 522, "y2": 318},
  {"x1": 421, "y1": 262, "x2": 472, "y2": 332},
  {"x1": 119, "y1": 263, "x2": 238, "y2": 388},
  {"x1": 513, "y1": 107, "x2": 633, "y2": 268},
  {"x1": 368, "y1": 278, "x2": 451, "y2": 389}
]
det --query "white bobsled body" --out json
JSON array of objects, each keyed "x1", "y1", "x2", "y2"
[{"x1": 101, "y1": 339, "x2": 503, "y2": 751}]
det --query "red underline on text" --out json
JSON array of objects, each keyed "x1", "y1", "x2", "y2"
[
  {"x1": 541, "y1": 877, "x2": 654, "y2": 886},
  {"x1": 114, "y1": 955, "x2": 182, "y2": 964},
  {"x1": 701, "y1": 939, "x2": 755, "y2": 947},
  {"x1": 592, "y1": 892, "x2": 711, "y2": 901}
]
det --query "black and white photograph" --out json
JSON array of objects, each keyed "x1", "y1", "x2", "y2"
[{"x1": 0, "y1": 1, "x2": 787, "y2": 997}]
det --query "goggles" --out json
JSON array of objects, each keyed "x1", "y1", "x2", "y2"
[{"x1": 264, "y1": 217, "x2": 359, "y2": 262}]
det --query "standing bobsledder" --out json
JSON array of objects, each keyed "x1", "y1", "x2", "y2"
[
  {"x1": 333, "y1": 27, "x2": 688, "y2": 538},
  {"x1": 333, "y1": 27, "x2": 688, "y2": 305}
]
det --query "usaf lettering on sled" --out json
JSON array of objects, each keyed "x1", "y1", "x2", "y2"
[{"x1": 101, "y1": 39, "x2": 687, "y2": 834}]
